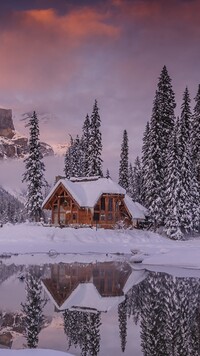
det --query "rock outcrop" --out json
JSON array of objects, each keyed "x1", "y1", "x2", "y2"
[
  {"x1": 0, "y1": 108, "x2": 54, "y2": 159},
  {"x1": 0, "y1": 109, "x2": 15, "y2": 139}
]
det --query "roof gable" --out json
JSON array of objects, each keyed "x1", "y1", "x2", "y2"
[{"x1": 43, "y1": 177, "x2": 126, "y2": 208}]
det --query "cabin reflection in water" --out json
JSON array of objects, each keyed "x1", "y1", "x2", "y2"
[{"x1": 42, "y1": 262, "x2": 133, "y2": 312}]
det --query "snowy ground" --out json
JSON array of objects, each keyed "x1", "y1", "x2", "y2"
[
  {"x1": 0, "y1": 223, "x2": 200, "y2": 270},
  {"x1": 0, "y1": 350, "x2": 72, "y2": 356}
]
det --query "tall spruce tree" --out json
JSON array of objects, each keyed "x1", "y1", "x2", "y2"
[
  {"x1": 118, "y1": 129, "x2": 129, "y2": 190},
  {"x1": 82, "y1": 114, "x2": 91, "y2": 177},
  {"x1": 22, "y1": 111, "x2": 47, "y2": 222},
  {"x1": 177, "y1": 88, "x2": 193, "y2": 234},
  {"x1": 132, "y1": 156, "x2": 142, "y2": 202},
  {"x1": 88, "y1": 100, "x2": 103, "y2": 177},
  {"x1": 164, "y1": 118, "x2": 183, "y2": 240},
  {"x1": 141, "y1": 121, "x2": 150, "y2": 206},
  {"x1": 191, "y1": 85, "x2": 200, "y2": 192},
  {"x1": 157, "y1": 65, "x2": 176, "y2": 158},
  {"x1": 145, "y1": 91, "x2": 164, "y2": 228},
  {"x1": 127, "y1": 163, "x2": 134, "y2": 199},
  {"x1": 141, "y1": 66, "x2": 176, "y2": 226}
]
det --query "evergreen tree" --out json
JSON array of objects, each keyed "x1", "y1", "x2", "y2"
[
  {"x1": 88, "y1": 100, "x2": 103, "y2": 177},
  {"x1": 22, "y1": 111, "x2": 47, "y2": 222},
  {"x1": 145, "y1": 91, "x2": 164, "y2": 228},
  {"x1": 177, "y1": 88, "x2": 193, "y2": 234},
  {"x1": 164, "y1": 118, "x2": 183, "y2": 240},
  {"x1": 127, "y1": 163, "x2": 134, "y2": 199},
  {"x1": 141, "y1": 121, "x2": 150, "y2": 206},
  {"x1": 132, "y1": 156, "x2": 142, "y2": 202},
  {"x1": 141, "y1": 66, "x2": 176, "y2": 226},
  {"x1": 64, "y1": 135, "x2": 73, "y2": 179},
  {"x1": 82, "y1": 114, "x2": 91, "y2": 177},
  {"x1": 157, "y1": 65, "x2": 176, "y2": 159},
  {"x1": 192, "y1": 85, "x2": 200, "y2": 187},
  {"x1": 21, "y1": 273, "x2": 46, "y2": 348},
  {"x1": 118, "y1": 129, "x2": 129, "y2": 190}
]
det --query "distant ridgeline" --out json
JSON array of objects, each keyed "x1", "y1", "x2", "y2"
[
  {"x1": 0, "y1": 108, "x2": 54, "y2": 159},
  {"x1": 0, "y1": 187, "x2": 26, "y2": 224}
]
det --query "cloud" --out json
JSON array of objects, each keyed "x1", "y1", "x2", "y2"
[{"x1": 0, "y1": 0, "x2": 200, "y2": 180}]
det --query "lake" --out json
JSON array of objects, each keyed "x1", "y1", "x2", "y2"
[{"x1": 0, "y1": 254, "x2": 200, "y2": 355}]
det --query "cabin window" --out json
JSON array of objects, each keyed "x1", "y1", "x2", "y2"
[
  {"x1": 101, "y1": 197, "x2": 105, "y2": 210},
  {"x1": 93, "y1": 212, "x2": 100, "y2": 221},
  {"x1": 107, "y1": 278, "x2": 112, "y2": 293},
  {"x1": 60, "y1": 197, "x2": 65, "y2": 205},
  {"x1": 108, "y1": 198, "x2": 113, "y2": 211},
  {"x1": 116, "y1": 201, "x2": 119, "y2": 211},
  {"x1": 73, "y1": 213, "x2": 77, "y2": 221},
  {"x1": 100, "y1": 214, "x2": 105, "y2": 221},
  {"x1": 94, "y1": 204, "x2": 100, "y2": 211},
  {"x1": 108, "y1": 213, "x2": 113, "y2": 221}
]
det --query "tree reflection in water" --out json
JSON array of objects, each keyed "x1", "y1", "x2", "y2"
[
  {"x1": 126, "y1": 272, "x2": 200, "y2": 356},
  {"x1": 63, "y1": 309, "x2": 101, "y2": 356}
]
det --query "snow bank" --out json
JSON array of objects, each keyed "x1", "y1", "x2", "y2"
[
  {"x1": 0, "y1": 350, "x2": 73, "y2": 356},
  {"x1": 0, "y1": 223, "x2": 200, "y2": 270}
]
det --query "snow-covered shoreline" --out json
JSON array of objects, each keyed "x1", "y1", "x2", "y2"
[
  {"x1": 0, "y1": 223, "x2": 200, "y2": 270},
  {"x1": 0, "y1": 350, "x2": 73, "y2": 356}
]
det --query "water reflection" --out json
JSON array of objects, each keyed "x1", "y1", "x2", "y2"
[
  {"x1": 41, "y1": 262, "x2": 132, "y2": 312},
  {"x1": 0, "y1": 259, "x2": 200, "y2": 355},
  {"x1": 126, "y1": 272, "x2": 200, "y2": 356}
]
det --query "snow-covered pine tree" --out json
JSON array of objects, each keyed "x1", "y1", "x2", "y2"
[
  {"x1": 118, "y1": 129, "x2": 129, "y2": 191},
  {"x1": 132, "y1": 156, "x2": 142, "y2": 203},
  {"x1": 64, "y1": 135, "x2": 84, "y2": 178},
  {"x1": 88, "y1": 100, "x2": 103, "y2": 177},
  {"x1": 71, "y1": 135, "x2": 83, "y2": 177},
  {"x1": 22, "y1": 111, "x2": 47, "y2": 222},
  {"x1": 177, "y1": 88, "x2": 193, "y2": 234},
  {"x1": 0, "y1": 187, "x2": 26, "y2": 224},
  {"x1": 164, "y1": 118, "x2": 183, "y2": 240},
  {"x1": 64, "y1": 135, "x2": 73, "y2": 179},
  {"x1": 191, "y1": 85, "x2": 200, "y2": 232},
  {"x1": 82, "y1": 114, "x2": 91, "y2": 177},
  {"x1": 145, "y1": 91, "x2": 164, "y2": 228},
  {"x1": 21, "y1": 273, "x2": 46, "y2": 348},
  {"x1": 192, "y1": 85, "x2": 200, "y2": 188},
  {"x1": 141, "y1": 121, "x2": 150, "y2": 206},
  {"x1": 141, "y1": 66, "x2": 176, "y2": 226},
  {"x1": 127, "y1": 163, "x2": 134, "y2": 199},
  {"x1": 157, "y1": 65, "x2": 176, "y2": 161}
]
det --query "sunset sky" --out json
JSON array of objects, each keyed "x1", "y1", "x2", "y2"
[{"x1": 0, "y1": 0, "x2": 200, "y2": 178}]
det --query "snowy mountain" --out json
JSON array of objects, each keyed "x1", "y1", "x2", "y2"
[
  {"x1": 51, "y1": 143, "x2": 68, "y2": 156},
  {"x1": 0, "y1": 108, "x2": 54, "y2": 159}
]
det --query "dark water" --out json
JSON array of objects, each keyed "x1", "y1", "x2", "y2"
[{"x1": 0, "y1": 259, "x2": 200, "y2": 355}]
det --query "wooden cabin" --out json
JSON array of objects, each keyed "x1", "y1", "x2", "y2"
[{"x1": 42, "y1": 176, "x2": 146, "y2": 229}]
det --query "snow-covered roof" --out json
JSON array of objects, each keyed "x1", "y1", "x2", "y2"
[
  {"x1": 124, "y1": 195, "x2": 146, "y2": 220},
  {"x1": 43, "y1": 177, "x2": 126, "y2": 208}
]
